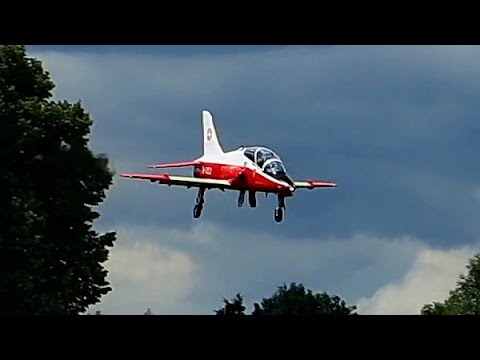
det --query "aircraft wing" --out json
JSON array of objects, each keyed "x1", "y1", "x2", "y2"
[
  {"x1": 120, "y1": 173, "x2": 232, "y2": 190},
  {"x1": 147, "y1": 160, "x2": 200, "y2": 169},
  {"x1": 294, "y1": 180, "x2": 337, "y2": 189}
]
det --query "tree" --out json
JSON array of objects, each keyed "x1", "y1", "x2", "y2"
[
  {"x1": 86, "y1": 310, "x2": 103, "y2": 315},
  {"x1": 214, "y1": 293, "x2": 246, "y2": 315},
  {"x1": 144, "y1": 308, "x2": 153, "y2": 315},
  {"x1": 254, "y1": 282, "x2": 357, "y2": 315},
  {"x1": 215, "y1": 283, "x2": 357, "y2": 315},
  {"x1": 0, "y1": 45, "x2": 116, "y2": 315},
  {"x1": 421, "y1": 253, "x2": 480, "y2": 315}
]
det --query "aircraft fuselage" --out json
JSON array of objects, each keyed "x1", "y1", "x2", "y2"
[{"x1": 193, "y1": 146, "x2": 295, "y2": 196}]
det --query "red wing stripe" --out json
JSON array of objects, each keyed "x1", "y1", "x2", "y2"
[
  {"x1": 147, "y1": 161, "x2": 200, "y2": 169},
  {"x1": 120, "y1": 173, "x2": 170, "y2": 181},
  {"x1": 307, "y1": 180, "x2": 337, "y2": 187},
  {"x1": 294, "y1": 180, "x2": 337, "y2": 189}
]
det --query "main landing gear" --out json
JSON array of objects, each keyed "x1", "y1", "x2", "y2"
[
  {"x1": 249, "y1": 191, "x2": 257, "y2": 208},
  {"x1": 237, "y1": 190, "x2": 257, "y2": 208},
  {"x1": 194, "y1": 187, "x2": 286, "y2": 223},
  {"x1": 274, "y1": 195, "x2": 286, "y2": 223},
  {"x1": 193, "y1": 188, "x2": 205, "y2": 219},
  {"x1": 237, "y1": 190, "x2": 286, "y2": 223}
]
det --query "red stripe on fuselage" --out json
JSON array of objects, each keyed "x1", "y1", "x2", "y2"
[{"x1": 193, "y1": 162, "x2": 291, "y2": 194}]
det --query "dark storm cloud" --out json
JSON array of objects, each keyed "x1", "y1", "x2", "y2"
[{"x1": 31, "y1": 45, "x2": 480, "y2": 247}]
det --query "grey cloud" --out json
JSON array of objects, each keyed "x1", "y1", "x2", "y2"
[
  {"x1": 91, "y1": 221, "x2": 427, "y2": 314},
  {"x1": 356, "y1": 244, "x2": 480, "y2": 314},
  {"x1": 30, "y1": 45, "x2": 480, "y2": 248},
  {"x1": 89, "y1": 229, "x2": 200, "y2": 315}
]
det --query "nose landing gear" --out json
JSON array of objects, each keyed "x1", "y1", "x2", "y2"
[{"x1": 274, "y1": 195, "x2": 286, "y2": 223}]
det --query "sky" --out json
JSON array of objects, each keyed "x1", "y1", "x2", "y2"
[{"x1": 27, "y1": 45, "x2": 480, "y2": 315}]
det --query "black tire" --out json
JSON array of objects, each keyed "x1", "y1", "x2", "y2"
[
  {"x1": 193, "y1": 204, "x2": 203, "y2": 219},
  {"x1": 274, "y1": 207, "x2": 283, "y2": 223}
]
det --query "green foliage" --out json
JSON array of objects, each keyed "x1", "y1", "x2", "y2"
[
  {"x1": 86, "y1": 310, "x2": 103, "y2": 315},
  {"x1": 253, "y1": 282, "x2": 357, "y2": 315},
  {"x1": 0, "y1": 45, "x2": 116, "y2": 315},
  {"x1": 421, "y1": 253, "x2": 480, "y2": 315},
  {"x1": 214, "y1": 293, "x2": 246, "y2": 315},
  {"x1": 216, "y1": 283, "x2": 357, "y2": 315}
]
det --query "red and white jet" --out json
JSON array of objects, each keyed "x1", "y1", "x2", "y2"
[{"x1": 121, "y1": 110, "x2": 337, "y2": 223}]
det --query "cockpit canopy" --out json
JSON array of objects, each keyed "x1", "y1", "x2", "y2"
[
  {"x1": 242, "y1": 146, "x2": 287, "y2": 175},
  {"x1": 243, "y1": 146, "x2": 279, "y2": 166},
  {"x1": 263, "y1": 160, "x2": 286, "y2": 176},
  {"x1": 241, "y1": 146, "x2": 294, "y2": 187}
]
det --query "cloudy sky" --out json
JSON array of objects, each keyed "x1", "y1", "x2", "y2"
[{"x1": 27, "y1": 45, "x2": 480, "y2": 314}]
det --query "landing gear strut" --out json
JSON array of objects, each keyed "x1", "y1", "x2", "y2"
[
  {"x1": 274, "y1": 195, "x2": 286, "y2": 223},
  {"x1": 248, "y1": 191, "x2": 257, "y2": 208},
  {"x1": 238, "y1": 190, "x2": 257, "y2": 208},
  {"x1": 238, "y1": 190, "x2": 245, "y2": 207},
  {"x1": 193, "y1": 188, "x2": 206, "y2": 219}
]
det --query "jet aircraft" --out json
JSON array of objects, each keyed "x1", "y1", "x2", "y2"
[{"x1": 121, "y1": 110, "x2": 337, "y2": 222}]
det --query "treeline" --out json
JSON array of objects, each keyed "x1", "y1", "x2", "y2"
[
  {"x1": 214, "y1": 282, "x2": 357, "y2": 315},
  {"x1": 1, "y1": 45, "x2": 479, "y2": 315},
  {"x1": 213, "y1": 251, "x2": 480, "y2": 315}
]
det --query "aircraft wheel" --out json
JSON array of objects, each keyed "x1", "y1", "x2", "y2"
[
  {"x1": 193, "y1": 204, "x2": 203, "y2": 219},
  {"x1": 274, "y1": 207, "x2": 283, "y2": 223}
]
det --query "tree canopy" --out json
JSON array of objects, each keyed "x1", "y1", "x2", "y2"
[
  {"x1": 421, "y1": 253, "x2": 480, "y2": 315},
  {"x1": 215, "y1": 283, "x2": 357, "y2": 315},
  {"x1": 214, "y1": 293, "x2": 246, "y2": 315},
  {"x1": 0, "y1": 45, "x2": 116, "y2": 315},
  {"x1": 144, "y1": 308, "x2": 154, "y2": 315}
]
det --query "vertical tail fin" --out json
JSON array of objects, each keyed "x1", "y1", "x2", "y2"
[{"x1": 202, "y1": 109, "x2": 224, "y2": 157}]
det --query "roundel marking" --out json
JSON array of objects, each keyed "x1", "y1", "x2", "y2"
[{"x1": 207, "y1": 128, "x2": 212, "y2": 141}]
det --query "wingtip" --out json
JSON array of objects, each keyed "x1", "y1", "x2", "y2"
[
  {"x1": 325, "y1": 181, "x2": 337, "y2": 188},
  {"x1": 306, "y1": 179, "x2": 338, "y2": 188}
]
